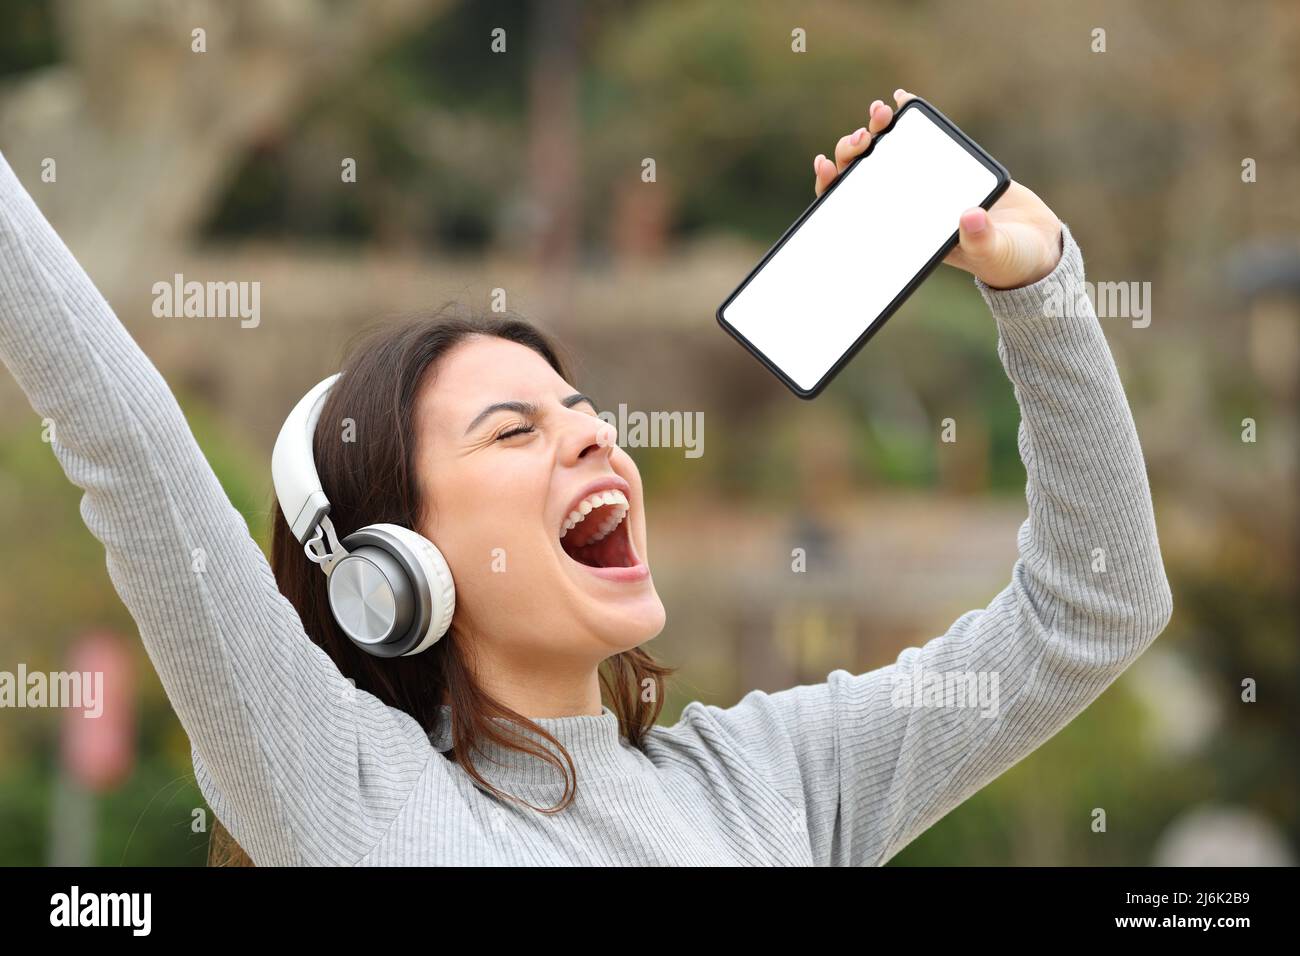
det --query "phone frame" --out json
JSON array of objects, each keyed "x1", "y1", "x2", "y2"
[{"x1": 715, "y1": 96, "x2": 1011, "y2": 400}]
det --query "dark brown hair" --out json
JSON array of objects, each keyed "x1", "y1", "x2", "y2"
[{"x1": 209, "y1": 308, "x2": 674, "y2": 866}]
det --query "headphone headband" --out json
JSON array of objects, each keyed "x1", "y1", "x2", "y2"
[{"x1": 271, "y1": 373, "x2": 341, "y2": 544}]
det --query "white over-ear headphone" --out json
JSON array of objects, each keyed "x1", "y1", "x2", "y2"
[{"x1": 271, "y1": 374, "x2": 455, "y2": 657}]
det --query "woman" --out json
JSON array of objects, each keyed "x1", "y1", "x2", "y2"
[{"x1": 0, "y1": 90, "x2": 1172, "y2": 866}]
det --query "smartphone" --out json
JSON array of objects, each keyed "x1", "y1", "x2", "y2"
[{"x1": 716, "y1": 96, "x2": 1010, "y2": 399}]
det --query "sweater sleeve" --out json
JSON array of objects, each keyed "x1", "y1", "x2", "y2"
[
  {"x1": 659, "y1": 221, "x2": 1173, "y2": 866},
  {"x1": 0, "y1": 148, "x2": 438, "y2": 865}
]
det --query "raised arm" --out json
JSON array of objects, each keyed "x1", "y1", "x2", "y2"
[
  {"x1": 659, "y1": 219, "x2": 1172, "y2": 865},
  {"x1": 0, "y1": 148, "x2": 437, "y2": 864}
]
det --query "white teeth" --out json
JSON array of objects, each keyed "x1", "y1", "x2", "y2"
[
  {"x1": 559, "y1": 489, "x2": 630, "y2": 544},
  {"x1": 586, "y1": 505, "x2": 627, "y2": 543}
]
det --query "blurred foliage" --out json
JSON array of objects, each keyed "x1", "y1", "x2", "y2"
[{"x1": 0, "y1": 0, "x2": 58, "y2": 79}]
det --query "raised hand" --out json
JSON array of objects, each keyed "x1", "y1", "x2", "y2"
[{"x1": 813, "y1": 89, "x2": 1063, "y2": 290}]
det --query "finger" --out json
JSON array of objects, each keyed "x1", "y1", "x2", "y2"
[
  {"x1": 813, "y1": 153, "x2": 837, "y2": 197},
  {"x1": 894, "y1": 88, "x2": 917, "y2": 108},
  {"x1": 833, "y1": 126, "x2": 870, "y2": 172},
  {"x1": 956, "y1": 207, "x2": 1011, "y2": 266},
  {"x1": 867, "y1": 99, "x2": 892, "y2": 134}
]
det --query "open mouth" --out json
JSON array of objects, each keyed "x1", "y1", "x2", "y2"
[{"x1": 559, "y1": 489, "x2": 636, "y2": 570}]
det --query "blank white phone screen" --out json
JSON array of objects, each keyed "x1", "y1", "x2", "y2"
[{"x1": 720, "y1": 106, "x2": 999, "y2": 392}]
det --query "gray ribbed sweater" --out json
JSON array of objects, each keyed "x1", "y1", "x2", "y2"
[{"x1": 0, "y1": 147, "x2": 1172, "y2": 866}]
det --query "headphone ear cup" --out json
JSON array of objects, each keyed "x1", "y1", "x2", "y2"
[
  {"x1": 335, "y1": 523, "x2": 456, "y2": 657},
  {"x1": 374, "y1": 523, "x2": 456, "y2": 654}
]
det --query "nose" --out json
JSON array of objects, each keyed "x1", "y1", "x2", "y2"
[{"x1": 559, "y1": 406, "x2": 615, "y2": 465}]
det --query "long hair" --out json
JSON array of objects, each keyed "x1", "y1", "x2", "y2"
[{"x1": 209, "y1": 307, "x2": 674, "y2": 866}]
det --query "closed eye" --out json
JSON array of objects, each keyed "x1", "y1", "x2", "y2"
[{"x1": 494, "y1": 423, "x2": 536, "y2": 441}]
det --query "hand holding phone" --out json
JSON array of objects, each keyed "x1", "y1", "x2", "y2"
[
  {"x1": 813, "y1": 92, "x2": 1061, "y2": 294},
  {"x1": 717, "y1": 91, "x2": 1061, "y2": 399}
]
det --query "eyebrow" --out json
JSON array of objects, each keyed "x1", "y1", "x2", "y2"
[{"x1": 464, "y1": 393, "x2": 597, "y2": 435}]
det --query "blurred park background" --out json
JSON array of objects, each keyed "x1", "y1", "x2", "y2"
[{"x1": 0, "y1": 0, "x2": 1296, "y2": 866}]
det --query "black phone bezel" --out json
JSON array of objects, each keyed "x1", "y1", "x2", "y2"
[{"x1": 715, "y1": 96, "x2": 1011, "y2": 400}]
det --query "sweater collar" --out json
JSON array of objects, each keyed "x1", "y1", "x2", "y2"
[{"x1": 428, "y1": 703, "x2": 642, "y2": 787}]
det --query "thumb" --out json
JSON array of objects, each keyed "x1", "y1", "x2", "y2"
[{"x1": 957, "y1": 207, "x2": 1011, "y2": 266}]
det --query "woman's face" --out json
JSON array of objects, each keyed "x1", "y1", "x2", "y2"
[{"x1": 413, "y1": 335, "x2": 666, "y2": 664}]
